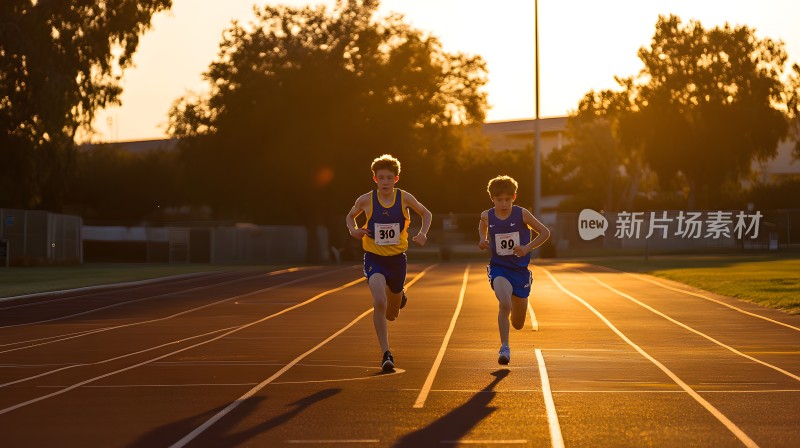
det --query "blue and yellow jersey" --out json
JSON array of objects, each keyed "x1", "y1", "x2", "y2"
[{"x1": 362, "y1": 188, "x2": 410, "y2": 256}]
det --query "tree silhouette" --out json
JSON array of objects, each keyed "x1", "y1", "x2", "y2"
[
  {"x1": 636, "y1": 15, "x2": 791, "y2": 208},
  {"x1": 549, "y1": 81, "x2": 649, "y2": 211},
  {"x1": 0, "y1": 0, "x2": 172, "y2": 210},
  {"x1": 787, "y1": 63, "x2": 800, "y2": 159},
  {"x1": 168, "y1": 0, "x2": 488, "y2": 224}
]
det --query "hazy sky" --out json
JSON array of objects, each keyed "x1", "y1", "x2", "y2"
[{"x1": 88, "y1": 0, "x2": 800, "y2": 142}]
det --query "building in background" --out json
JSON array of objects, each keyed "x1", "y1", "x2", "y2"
[
  {"x1": 481, "y1": 117, "x2": 567, "y2": 157},
  {"x1": 482, "y1": 116, "x2": 800, "y2": 182}
]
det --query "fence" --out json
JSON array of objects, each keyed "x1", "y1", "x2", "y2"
[
  {"x1": 211, "y1": 225, "x2": 321, "y2": 264},
  {"x1": 5, "y1": 207, "x2": 793, "y2": 266},
  {"x1": 82, "y1": 224, "x2": 330, "y2": 264},
  {"x1": 337, "y1": 208, "x2": 800, "y2": 261},
  {"x1": 0, "y1": 209, "x2": 83, "y2": 266}
]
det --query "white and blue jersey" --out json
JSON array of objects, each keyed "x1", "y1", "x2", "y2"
[
  {"x1": 488, "y1": 206, "x2": 531, "y2": 269},
  {"x1": 487, "y1": 205, "x2": 533, "y2": 298}
]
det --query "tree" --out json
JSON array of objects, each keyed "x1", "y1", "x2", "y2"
[
  {"x1": 636, "y1": 15, "x2": 790, "y2": 208},
  {"x1": 548, "y1": 80, "x2": 649, "y2": 211},
  {"x1": 0, "y1": 0, "x2": 172, "y2": 210},
  {"x1": 787, "y1": 63, "x2": 800, "y2": 159},
  {"x1": 168, "y1": 0, "x2": 487, "y2": 224}
]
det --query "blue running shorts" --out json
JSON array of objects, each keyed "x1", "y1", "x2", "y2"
[
  {"x1": 487, "y1": 264, "x2": 532, "y2": 299},
  {"x1": 364, "y1": 252, "x2": 407, "y2": 294}
]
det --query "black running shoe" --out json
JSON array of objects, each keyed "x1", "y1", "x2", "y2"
[
  {"x1": 382, "y1": 350, "x2": 395, "y2": 371},
  {"x1": 400, "y1": 292, "x2": 408, "y2": 309}
]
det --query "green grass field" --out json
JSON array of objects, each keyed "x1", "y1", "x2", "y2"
[
  {"x1": 0, "y1": 264, "x2": 279, "y2": 299},
  {"x1": 581, "y1": 254, "x2": 800, "y2": 315}
]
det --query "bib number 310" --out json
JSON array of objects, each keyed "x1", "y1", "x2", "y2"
[
  {"x1": 375, "y1": 223, "x2": 400, "y2": 245},
  {"x1": 494, "y1": 232, "x2": 520, "y2": 256}
]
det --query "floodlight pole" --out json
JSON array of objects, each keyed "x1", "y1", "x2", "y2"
[
  {"x1": 531, "y1": 0, "x2": 542, "y2": 260},
  {"x1": 533, "y1": 0, "x2": 541, "y2": 219}
]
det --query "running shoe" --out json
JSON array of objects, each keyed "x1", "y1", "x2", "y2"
[
  {"x1": 400, "y1": 292, "x2": 408, "y2": 309},
  {"x1": 498, "y1": 345, "x2": 510, "y2": 365},
  {"x1": 382, "y1": 350, "x2": 395, "y2": 371}
]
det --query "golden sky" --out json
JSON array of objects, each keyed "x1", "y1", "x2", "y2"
[{"x1": 88, "y1": 0, "x2": 800, "y2": 142}]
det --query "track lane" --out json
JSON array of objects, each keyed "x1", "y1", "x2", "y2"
[
  {"x1": 166, "y1": 263, "x2": 462, "y2": 447},
  {"x1": 0, "y1": 261, "x2": 798, "y2": 447},
  {"x1": 0, "y1": 267, "x2": 366, "y2": 410},
  {"x1": 537, "y1": 263, "x2": 800, "y2": 447}
]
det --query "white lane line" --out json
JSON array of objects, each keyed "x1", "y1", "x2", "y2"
[
  {"x1": 0, "y1": 268, "x2": 309, "y2": 330},
  {"x1": 593, "y1": 265, "x2": 800, "y2": 332},
  {"x1": 556, "y1": 389, "x2": 800, "y2": 393},
  {"x1": 0, "y1": 271, "x2": 340, "y2": 385},
  {"x1": 577, "y1": 268, "x2": 800, "y2": 383},
  {"x1": 287, "y1": 441, "x2": 380, "y2": 444},
  {"x1": 36, "y1": 367, "x2": 406, "y2": 389},
  {"x1": 0, "y1": 277, "x2": 365, "y2": 413},
  {"x1": 1, "y1": 326, "x2": 236, "y2": 389},
  {"x1": 441, "y1": 441, "x2": 527, "y2": 444},
  {"x1": 527, "y1": 301, "x2": 539, "y2": 331},
  {"x1": 395, "y1": 388, "x2": 800, "y2": 394},
  {"x1": 36, "y1": 368, "x2": 407, "y2": 388},
  {"x1": 0, "y1": 271, "x2": 226, "y2": 304},
  {"x1": 539, "y1": 267, "x2": 760, "y2": 448},
  {"x1": 536, "y1": 349, "x2": 565, "y2": 448},
  {"x1": 170, "y1": 308, "x2": 372, "y2": 448},
  {"x1": 170, "y1": 267, "x2": 435, "y2": 448},
  {"x1": 413, "y1": 265, "x2": 470, "y2": 409},
  {"x1": 0, "y1": 268, "x2": 343, "y2": 354},
  {"x1": 0, "y1": 271, "x2": 268, "y2": 329}
]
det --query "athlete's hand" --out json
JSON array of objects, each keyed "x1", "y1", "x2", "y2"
[
  {"x1": 513, "y1": 245, "x2": 532, "y2": 257},
  {"x1": 349, "y1": 228, "x2": 370, "y2": 240},
  {"x1": 478, "y1": 239, "x2": 490, "y2": 250},
  {"x1": 412, "y1": 233, "x2": 427, "y2": 246}
]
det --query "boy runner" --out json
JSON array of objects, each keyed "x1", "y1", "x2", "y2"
[
  {"x1": 478, "y1": 175, "x2": 550, "y2": 364},
  {"x1": 346, "y1": 154, "x2": 432, "y2": 371}
]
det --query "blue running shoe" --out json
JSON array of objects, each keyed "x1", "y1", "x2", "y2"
[{"x1": 498, "y1": 345, "x2": 510, "y2": 365}]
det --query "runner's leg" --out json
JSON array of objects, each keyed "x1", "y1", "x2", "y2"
[
  {"x1": 385, "y1": 287, "x2": 402, "y2": 321},
  {"x1": 368, "y1": 274, "x2": 390, "y2": 352},
  {"x1": 493, "y1": 276, "x2": 513, "y2": 347},
  {"x1": 511, "y1": 296, "x2": 528, "y2": 330}
]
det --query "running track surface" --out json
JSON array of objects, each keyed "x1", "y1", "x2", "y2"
[{"x1": 1, "y1": 261, "x2": 798, "y2": 447}]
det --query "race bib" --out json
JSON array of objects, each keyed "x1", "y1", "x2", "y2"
[
  {"x1": 494, "y1": 231, "x2": 520, "y2": 256},
  {"x1": 375, "y1": 223, "x2": 400, "y2": 245}
]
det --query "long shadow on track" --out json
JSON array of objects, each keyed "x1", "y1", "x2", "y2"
[
  {"x1": 394, "y1": 369, "x2": 510, "y2": 448},
  {"x1": 127, "y1": 389, "x2": 341, "y2": 448}
]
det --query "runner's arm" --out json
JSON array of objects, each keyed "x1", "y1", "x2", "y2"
[
  {"x1": 346, "y1": 194, "x2": 371, "y2": 239},
  {"x1": 478, "y1": 210, "x2": 490, "y2": 250},
  {"x1": 404, "y1": 191, "x2": 432, "y2": 245}
]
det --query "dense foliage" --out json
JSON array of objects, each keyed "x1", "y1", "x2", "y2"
[
  {"x1": 5, "y1": 4, "x2": 799, "y2": 223},
  {"x1": 0, "y1": 0, "x2": 172, "y2": 210},
  {"x1": 551, "y1": 15, "x2": 798, "y2": 211},
  {"x1": 168, "y1": 0, "x2": 488, "y2": 224}
]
